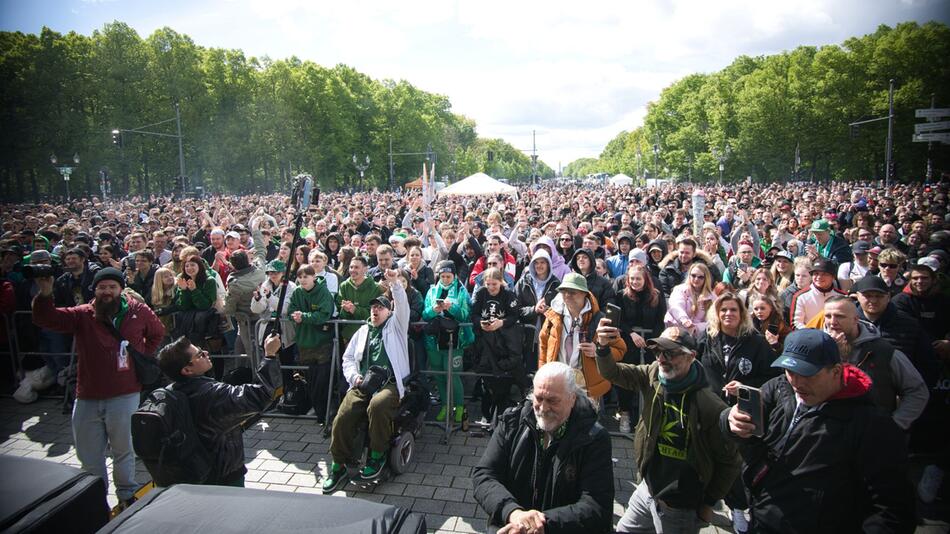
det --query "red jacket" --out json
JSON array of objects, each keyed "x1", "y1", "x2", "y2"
[
  {"x1": 32, "y1": 294, "x2": 165, "y2": 400},
  {"x1": 468, "y1": 250, "x2": 516, "y2": 288}
]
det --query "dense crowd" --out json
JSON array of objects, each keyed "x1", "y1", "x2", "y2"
[{"x1": 1, "y1": 178, "x2": 948, "y2": 532}]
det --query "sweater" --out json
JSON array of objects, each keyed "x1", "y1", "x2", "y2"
[
  {"x1": 336, "y1": 276, "x2": 383, "y2": 341},
  {"x1": 288, "y1": 280, "x2": 334, "y2": 349}
]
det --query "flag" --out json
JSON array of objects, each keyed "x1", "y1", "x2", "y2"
[{"x1": 421, "y1": 161, "x2": 428, "y2": 208}]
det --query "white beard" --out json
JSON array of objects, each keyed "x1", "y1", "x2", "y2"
[{"x1": 535, "y1": 410, "x2": 561, "y2": 433}]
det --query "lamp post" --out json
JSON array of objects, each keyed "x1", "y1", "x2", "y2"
[
  {"x1": 636, "y1": 147, "x2": 642, "y2": 181},
  {"x1": 50, "y1": 153, "x2": 79, "y2": 201},
  {"x1": 652, "y1": 141, "x2": 660, "y2": 184},
  {"x1": 352, "y1": 153, "x2": 370, "y2": 190},
  {"x1": 712, "y1": 143, "x2": 731, "y2": 186}
]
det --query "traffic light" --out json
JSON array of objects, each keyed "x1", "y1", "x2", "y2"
[{"x1": 111, "y1": 129, "x2": 123, "y2": 147}]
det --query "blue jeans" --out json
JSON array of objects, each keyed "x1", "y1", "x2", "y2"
[
  {"x1": 617, "y1": 480, "x2": 703, "y2": 533},
  {"x1": 71, "y1": 392, "x2": 140, "y2": 500}
]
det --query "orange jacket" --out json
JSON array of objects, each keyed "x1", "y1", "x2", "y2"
[{"x1": 538, "y1": 293, "x2": 626, "y2": 399}]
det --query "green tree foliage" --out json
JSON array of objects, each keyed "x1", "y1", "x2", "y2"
[
  {"x1": 0, "y1": 23, "x2": 540, "y2": 200},
  {"x1": 567, "y1": 22, "x2": 950, "y2": 184}
]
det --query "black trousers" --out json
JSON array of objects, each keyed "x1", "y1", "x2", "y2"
[{"x1": 306, "y1": 361, "x2": 333, "y2": 423}]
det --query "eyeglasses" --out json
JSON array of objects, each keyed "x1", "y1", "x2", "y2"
[
  {"x1": 560, "y1": 237, "x2": 573, "y2": 242},
  {"x1": 655, "y1": 350, "x2": 686, "y2": 361},
  {"x1": 880, "y1": 263, "x2": 898, "y2": 269},
  {"x1": 689, "y1": 273, "x2": 706, "y2": 280}
]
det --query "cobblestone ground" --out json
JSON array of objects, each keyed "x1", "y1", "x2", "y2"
[{"x1": 2, "y1": 397, "x2": 945, "y2": 533}]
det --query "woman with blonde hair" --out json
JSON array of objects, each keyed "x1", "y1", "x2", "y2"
[
  {"x1": 877, "y1": 247, "x2": 908, "y2": 295},
  {"x1": 150, "y1": 267, "x2": 178, "y2": 336},
  {"x1": 664, "y1": 262, "x2": 715, "y2": 336},
  {"x1": 743, "y1": 267, "x2": 780, "y2": 310},
  {"x1": 769, "y1": 251, "x2": 794, "y2": 293}
]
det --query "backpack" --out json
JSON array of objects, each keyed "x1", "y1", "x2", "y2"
[
  {"x1": 131, "y1": 385, "x2": 212, "y2": 487},
  {"x1": 277, "y1": 373, "x2": 311, "y2": 415}
]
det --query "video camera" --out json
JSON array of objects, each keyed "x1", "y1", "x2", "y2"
[{"x1": 22, "y1": 264, "x2": 55, "y2": 279}]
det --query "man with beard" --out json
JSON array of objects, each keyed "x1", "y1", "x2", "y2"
[
  {"x1": 473, "y1": 361, "x2": 614, "y2": 534},
  {"x1": 31, "y1": 267, "x2": 165, "y2": 506},
  {"x1": 593, "y1": 324, "x2": 740, "y2": 533}
]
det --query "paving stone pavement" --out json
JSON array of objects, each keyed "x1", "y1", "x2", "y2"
[{"x1": 0, "y1": 397, "x2": 746, "y2": 533}]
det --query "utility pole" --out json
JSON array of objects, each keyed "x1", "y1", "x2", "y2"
[
  {"x1": 531, "y1": 130, "x2": 538, "y2": 185},
  {"x1": 884, "y1": 79, "x2": 894, "y2": 188},
  {"x1": 388, "y1": 135, "x2": 395, "y2": 191},
  {"x1": 175, "y1": 102, "x2": 186, "y2": 193}
]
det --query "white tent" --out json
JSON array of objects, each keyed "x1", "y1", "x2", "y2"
[
  {"x1": 609, "y1": 173, "x2": 633, "y2": 186},
  {"x1": 439, "y1": 172, "x2": 518, "y2": 197}
]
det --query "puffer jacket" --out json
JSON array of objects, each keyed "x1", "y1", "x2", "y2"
[
  {"x1": 719, "y1": 365, "x2": 914, "y2": 533},
  {"x1": 594, "y1": 356, "x2": 740, "y2": 506},
  {"x1": 472, "y1": 395, "x2": 614, "y2": 533},
  {"x1": 176, "y1": 356, "x2": 282, "y2": 482},
  {"x1": 538, "y1": 292, "x2": 625, "y2": 399}
]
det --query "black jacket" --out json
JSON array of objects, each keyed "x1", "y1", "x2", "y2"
[
  {"x1": 698, "y1": 330, "x2": 779, "y2": 399},
  {"x1": 53, "y1": 265, "x2": 99, "y2": 307},
  {"x1": 858, "y1": 302, "x2": 937, "y2": 385},
  {"x1": 514, "y1": 269, "x2": 560, "y2": 327},
  {"x1": 176, "y1": 356, "x2": 282, "y2": 482},
  {"x1": 611, "y1": 288, "x2": 666, "y2": 363},
  {"x1": 720, "y1": 367, "x2": 914, "y2": 533},
  {"x1": 471, "y1": 286, "x2": 523, "y2": 376},
  {"x1": 569, "y1": 248, "x2": 614, "y2": 309},
  {"x1": 473, "y1": 396, "x2": 614, "y2": 533},
  {"x1": 892, "y1": 290, "x2": 949, "y2": 342},
  {"x1": 824, "y1": 234, "x2": 854, "y2": 266}
]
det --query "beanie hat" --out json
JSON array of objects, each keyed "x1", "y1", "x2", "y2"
[{"x1": 93, "y1": 267, "x2": 125, "y2": 289}]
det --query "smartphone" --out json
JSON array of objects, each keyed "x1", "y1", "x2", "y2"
[
  {"x1": 578, "y1": 329, "x2": 588, "y2": 344},
  {"x1": 605, "y1": 303, "x2": 621, "y2": 326},
  {"x1": 183, "y1": 273, "x2": 192, "y2": 281},
  {"x1": 737, "y1": 385, "x2": 765, "y2": 438},
  {"x1": 766, "y1": 323, "x2": 779, "y2": 336},
  {"x1": 436, "y1": 299, "x2": 445, "y2": 307}
]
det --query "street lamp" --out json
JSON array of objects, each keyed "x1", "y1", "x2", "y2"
[
  {"x1": 352, "y1": 153, "x2": 370, "y2": 190},
  {"x1": 50, "y1": 152, "x2": 79, "y2": 201},
  {"x1": 652, "y1": 142, "x2": 660, "y2": 184},
  {"x1": 712, "y1": 143, "x2": 731, "y2": 186},
  {"x1": 635, "y1": 147, "x2": 642, "y2": 180}
]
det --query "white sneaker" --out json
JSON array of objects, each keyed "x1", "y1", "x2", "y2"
[
  {"x1": 618, "y1": 413, "x2": 631, "y2": 433},
  {"x1": 732, "y1": 508, "x2": 749, "y2": 533},
  {"x1": 918, "y1": 464, "x2": 944, "y2": 504}
]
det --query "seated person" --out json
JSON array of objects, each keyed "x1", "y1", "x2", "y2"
[
  {"x1": 323, "y1": 269, "x2": 410, "y2": 492},
  {"x1": 473, "y1": 361, "x2": 614, "y2": 534},
  {"x1": 156, "y1": 333, "x2": 283, "y2": 486}
]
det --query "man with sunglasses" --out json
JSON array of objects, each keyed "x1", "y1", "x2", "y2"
[
  {"x1": 592, "y1": 323, "x2": 740, "y2": 533},
  {"x1": 156, "y1": 332, "x2": 284, "y2": 487}
]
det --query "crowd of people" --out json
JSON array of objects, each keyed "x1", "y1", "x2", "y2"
[{"x1": 1, "y1": 178, "x2": 948, "y2": 532}]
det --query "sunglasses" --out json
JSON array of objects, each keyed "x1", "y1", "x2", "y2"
[
  {"x1": 560, "y1": 237, "x2": 573, "y2": 242},
  {"x1": 689, "y1": 273, "x2": 706, "y2": 280},
  {"x1": 880, "y1": 263, "x2": 898, "y2": 269},
  {"x1": 655, "y1": 350, "x2": 686, "y2": 361}
]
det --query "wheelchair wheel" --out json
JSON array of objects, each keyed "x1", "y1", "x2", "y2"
[{"x1": 389, "y1": 431, "x2": 415, "y2": 474}]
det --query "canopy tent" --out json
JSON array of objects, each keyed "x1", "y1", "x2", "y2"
[
  {"x1": 609, "y1": 173, "x2": 633, "y2": 186},
  {"x1": 438, "y1": 172, "x2": 518, "y2": 197},
  {"x1": 404, "y1": 177, "x2": 423, "y2": 189}
]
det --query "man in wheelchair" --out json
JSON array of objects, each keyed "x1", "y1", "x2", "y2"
[{"x1": 322, "y1": 268, "x2": 411, "y2": 492}]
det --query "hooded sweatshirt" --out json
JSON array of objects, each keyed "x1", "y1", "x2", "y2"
[
  {"x1": 531, "y1": 236, "x2": 570, "y2": 280},
  {"x1": 569, "y1": 247, "x2": 614, "y2": 308},
  {"x1": 844, "y1": 321, "x2": 929, "y2": 430},
  {"x1": 529, "y1": 249, "x2": 556, "y2": 301}
]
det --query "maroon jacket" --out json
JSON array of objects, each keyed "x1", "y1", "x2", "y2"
[{"x1": 32, "y1": 294, "x2": 165, "y2": 400}]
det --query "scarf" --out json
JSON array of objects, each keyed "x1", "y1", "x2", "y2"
[{"x1": 658, "y1": 360, "x2": 701, "y2": 394}]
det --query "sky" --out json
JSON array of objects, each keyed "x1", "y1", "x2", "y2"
[{"x1": 2, "y1": 0, "x2": 949, "y2": 171}]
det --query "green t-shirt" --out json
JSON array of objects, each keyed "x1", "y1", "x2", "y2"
[{"x1": 362, "y1": 322, "x2": 391, "y2": 374}]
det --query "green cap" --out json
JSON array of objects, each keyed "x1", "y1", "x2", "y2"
[
  {"x1": 265, "y1": 260, "x2": 286, "y2": 273},
  {"x1": 809, "y1": 220, "x2": 831, "y2": 233},
  {"x1": 558, "y1": 272, "x2": 589, "y2": 293}
]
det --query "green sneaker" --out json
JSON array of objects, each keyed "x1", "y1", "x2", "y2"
[
  {"x1": 360, "y1": 452, "x2": 387, "y2": 480},
  {"x1": 435, "y1": 406, "x2": 448, "y2": 422},
  {"x1": 322, "y1": 463, "x2": 348, "y2": 493}
]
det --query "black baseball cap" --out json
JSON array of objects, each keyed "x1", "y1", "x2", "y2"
[
  {"x1": 369, "y1": 295, "x2": 392, "y2": 310},
  {"x1": 851, "y1": 275, "x2": 889, "y2": 295},
  {"x1": 810, "y1": 258, "x2": 837, "y2": 276},
  {"x1": 771, "y1": 329, "x2": 840, "y2": 377},
  {"x1": 852, "y1": 240, "x2": 870, "y2": 254},
  {"x1": 647, "y1": 326, "x2": 698, "y2": 353}
]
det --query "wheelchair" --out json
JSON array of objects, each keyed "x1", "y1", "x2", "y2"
[{"x1": 346, "y1": 370, "x2": 431, "y2": 487}]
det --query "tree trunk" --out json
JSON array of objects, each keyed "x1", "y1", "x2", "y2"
[{"x1": 29, "y1": 168, "x2": 39, "y2": 203}]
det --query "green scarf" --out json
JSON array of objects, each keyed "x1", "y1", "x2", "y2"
[{"x1": 658, "y1": 360, "x2": 701, "y2": 394}]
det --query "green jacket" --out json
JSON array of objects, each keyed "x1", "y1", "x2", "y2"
[
  {"x1": 594, "y1": 354, "x2": 740, "y2": 505},
  {"x1": 174, "y1": 276, "x2": 217, "y2": 311},
  {"x1": 289, "y1": 279, "x2": 334, "y2": 349},
  {"x1": 335, "y1": 276, "x2": 382, "y2": 340},
  {"x1": 422, "y1": 280, "x2": 474, "y2": 350}
]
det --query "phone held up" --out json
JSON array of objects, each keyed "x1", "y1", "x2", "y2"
[
  {"x1": 737, "y1": 385, "x2": 765, "y2": 438},
  {"x1": 605, "y1": 303, "x2": 621, "y2": 326}
]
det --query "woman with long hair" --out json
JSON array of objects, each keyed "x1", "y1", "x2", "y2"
[
  {"x1": 96, "y1": 244, "x2": 122, "y2": 270},
  {"x1": 174, "y1": 255, "x2": 216, "y2": 311},
  {"x1": 770, "y1": 251, "x2": 794, "y2": 293},
  {"x1": 322, "y1": 233, "x2": 343, "y2": 271},
  {"x1": 664, "y1": 262, "x2": 715, "y2": 336},
  {"x1": 698, "y1": 292, "x2": 778, "y2": 530},
  {"x1": 335, "y1": 246, "x2": 357, "y2": 282},
  {"x1": 743, "y1": 267, "x2": 780, "y2": 308},
  {"x1": 150, "y1": 267, "x2": 177, "y2": 336},
  {"x1": 403, "y1": 245, "x2": 434, "y2": 297},
  {"x1": 748, "y1": 294, "x2": 791, "y2": 354},
  {"x1": 612, "y1": 264, "x2": 667, "y2": 432},
  {"x1": 289, "y1": 244, "x2": 311, "y2": 282}
]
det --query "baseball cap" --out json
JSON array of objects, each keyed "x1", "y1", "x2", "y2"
[
  {"x1": 771, "y1": 329, "x2": 840, "y2": 377},
  {"x1": 868, "y1": 246, "x2": 883, "y2": 256},
  {"x1": 912, "y1": 256, "x2": 940, "y2": 273},
  {"x1": 225, "y1": 231, "x2": 240, "y2": 240},
  {"x1": 647, "y1": 326, "x2": 698, "y2": 353},
  {"x1": 852, "y1": 275, "x2": 889, "y2": 294},
  {"x1": 774, "y1": 250, "x2": 794, "y2": 262},
  {"x1": 809, "y1": 220, "x2": 831, "y2": 233},
  {"x1": 852, "y1": 240, "x2": 870, "y2": 254},
  {"x1": 29, "y1": 250, "x2": 51, "y2": 264},
  {"x1": 809, "y1": 258, "x2": 837, "y2": 276},
  {"x1": 369, "y1": 295, "x2": 393, "y2": 310},
  {"x1": 558, "y1": 272, "x2": 589, "y2": 293},
  {"x1": 265, "y1": 260, "x2": 286, "y2": 273}
]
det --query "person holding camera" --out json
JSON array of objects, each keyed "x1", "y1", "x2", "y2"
[
  {"x1": 723, "y1": 329, "x2": 914, "y2": 533},
  {"x1": 590, "y1": 323, "x2": 740, "y2": 533},
  {"x1": 323, "y1": 268, "x2": 409, "y2": 492},
  {"x1": 31, "y1": 267, "x2": 165, "y2": 506}
]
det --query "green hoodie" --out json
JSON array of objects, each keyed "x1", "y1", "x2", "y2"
[
  {"x1": 289, "y1": 278, "x2": 334, "y2": 348},
  {"x1": 335, "y1": 276, "x2": 382, "y2": 340}
]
